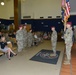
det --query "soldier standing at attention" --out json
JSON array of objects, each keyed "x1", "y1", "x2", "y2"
[
  {"x1": 50, "y1": 27, "x2": 57, "y2": 56},
  {"x1": 23, "y1": 24, "x2": 27, "y2": 48},
  {"x1": 16, "y1": 25, "x2": 24, "y2": 52},
  {"x1": 64, "y1": 22, "x2": 73, "y2": 65},
  {"x1": 74, "y1": 27, "x2": 76, "y2": 42},
  {"x1": 27, "y1": 29, "x2": 34, "y2": 47}
]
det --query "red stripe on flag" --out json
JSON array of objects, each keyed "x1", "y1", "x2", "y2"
[{"x1": 64, "y1": 1, "x2": 70, "y2": 21}]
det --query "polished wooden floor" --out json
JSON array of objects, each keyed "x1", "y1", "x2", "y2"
[{"x1": 60, "y1": 43, "x2": 76, "y2": 75}]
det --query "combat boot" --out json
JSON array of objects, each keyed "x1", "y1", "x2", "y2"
[
  {"x1": 63, "y1": 60, "x2": 70, "y2": 65},
  {"x1": 50, "y1": 53, "x2": 56, "y2": 57},
  {"x1": 64, "y1": 56, "x2": 67, "y2": 61}
]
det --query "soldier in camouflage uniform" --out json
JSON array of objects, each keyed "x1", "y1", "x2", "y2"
[
  {"x1": 23, "y1": 25, "x2": 28, "y2": 48},
  {"x1": 74, "y1": 27, "x2": 76, "y2": 42},
  {"x1": 64, "y1": 22, "x2": 73, "y2": 65},
  {"x1": 16, "y1": 26, "x2": 24, "y2": 52},
  {"x1": 50, "y1": 27, "x2": 57, "y2": 56},
  {"x1": 27, "y1": 29, "x2": 34, "y2": 47}
]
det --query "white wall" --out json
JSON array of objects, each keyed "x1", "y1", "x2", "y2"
[
  {"x1": 21, "y1": 0, "x2": 61, "y2": 19},
  {"x1": 0, "y1": 0, "x2": 14, "y2": 19},
  {"x1": 70, "y1": 0, "x2": 76, "y2": 15},
  {"x1": 0, "y1": 0, "x2": 61, "y2": 19}
]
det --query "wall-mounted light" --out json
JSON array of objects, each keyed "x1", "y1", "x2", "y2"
[{"x1": 1, "y1": 0, "x2": 5, "y2": 6}]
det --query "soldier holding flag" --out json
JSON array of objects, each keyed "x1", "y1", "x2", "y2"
[{"x1": 64, "y1": 22, "x2": 73, "y2": 64}]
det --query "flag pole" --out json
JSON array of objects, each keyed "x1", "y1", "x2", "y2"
[{"x1": 64, "y1": 20, "x2": 67, "y2": 32}]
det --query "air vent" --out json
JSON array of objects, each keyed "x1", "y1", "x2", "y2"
[
  {"x1": 10, "y1": 17, "x2": 14, "y2": 19},
  {"x1": 48, "y1": 16, "x2": 52, "y2": 18},
  {"x1": 23, "y1": 16, "x2": 31, "y2": 19},
  {"x1": 40, "y1": 17, "x2": 44, "y2": 19},
  {"x1": 56, "y1": 16, "x2": 61, "y2": 18}
]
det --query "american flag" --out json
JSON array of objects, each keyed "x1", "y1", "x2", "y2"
[{"x1": 61, "y1": 0, "x2": 70, "y2": 22}]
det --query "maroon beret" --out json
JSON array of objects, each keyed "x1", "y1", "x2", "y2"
[
  {"x1": 51, "y1": 26, "x2": 55, "y2": 29},
  {"x1": 67, "y1": 22, "x2": 72, "y2": 25},
  {"x1": 19, "y1": 25, "x2": 23, "y2": 28}
]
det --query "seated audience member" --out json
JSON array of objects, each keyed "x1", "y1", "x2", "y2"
[
  {"x1": 5, "y1": 32, "x2": 17, "y2": 49},
  {"x1": 0, "y1": 31, "x2": 3, "y2": 39},
  {"x1": 5, "y1": 33, "x2": 13, "y2": 49},
  {"x1": 0, "y1": 36, "x2": 17, "y2": 60},
  {"x1": 47, "y1": 32, "x2": 51, "y2": 40},
  {"x1": 27, "y1": 29, "x2": 34, "y2": 47},
  {"x1": 8, "y1": 32, "x2": 12, "y2": 37},
  {"x1": 39, "y1": 32, "x2": 44, "y2": 42},
  {"x1": 11, "y1": 32, "x2": 17, "y2": 44},
  {"x1": 33, "y1": 32, "x2": 39, "y2": 46},
  {"x1": 5, "y1": 33, "x2": 10, "y2": 42},
  {"x1": 37, "y1": 32, "x2": 43, "y2": 42},
  {"x1": 43, "y1": 32, "x2": 48, "y2": 39},
  {"x1": 12, "y1": 31, "x2": 16, "y2": 38}
]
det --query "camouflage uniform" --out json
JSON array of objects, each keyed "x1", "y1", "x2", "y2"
[
  {"x1": 27, "y1": 32, "x2": 34, "y2": 47},
  {"x1": 64, "y1": 28, "x2": 73, "y2": 61},
  {"x1": 51, "y1": 30, "x2": 57, "y2": 54},
  {"x1": 23, "y1": 28, "x2": 27, "y2": 48},
  {"x1": 16, "y1": 29, "x2": 24, "y2": 52},
  {"x1": 74, "y1": 27, "x2": 76, "y2": 42}
]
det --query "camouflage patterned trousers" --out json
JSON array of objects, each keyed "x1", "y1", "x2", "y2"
[
  {"x1": 23, "y1": 38, "x2": 27, "y2": 48},
  {"x1": 27, "y1": 39, "x2": 33, "y2": 47},
  {"x1": 66, "y1": 43, "x2": 72, "y2": 60},
  {"x1": 17, "y1": 40, "x2": 24, "y2": 52},
  {"x1": 51, "y1": 40, "x2": 57, "y2": 54}
]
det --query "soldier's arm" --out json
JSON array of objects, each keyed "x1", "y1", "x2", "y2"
[{"x1": 54, "y1": 32, "x2": 57, "y2": 39}]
